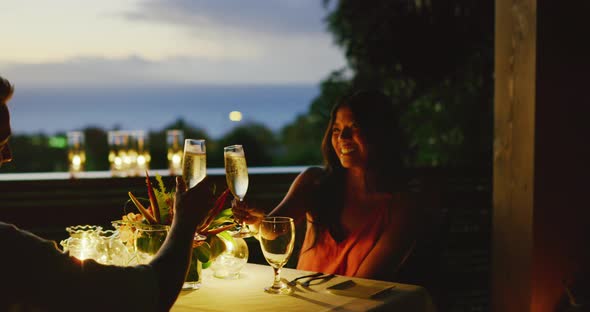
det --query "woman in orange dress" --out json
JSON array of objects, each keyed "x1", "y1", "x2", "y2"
[{"x1": 235, "y1": 90, "x2": 417, "y2": 281}]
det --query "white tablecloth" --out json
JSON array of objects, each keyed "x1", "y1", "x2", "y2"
[{"x1": 172, "y1": 263, "x2": 435, "y2": 312}]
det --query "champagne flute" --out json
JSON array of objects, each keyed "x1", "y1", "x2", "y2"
[
  {"x1": 181, "y1": 139, "x2": 207, "y2": 242},
  {"x1": 182, "y1": 139, "x2": 207, "y2": 188},
  {"x1": 260, "y1": 216, "x2": 295, "y2": 294},
  {"x1": 224, "y1": 145, "x2": 251, "y2": 238}
]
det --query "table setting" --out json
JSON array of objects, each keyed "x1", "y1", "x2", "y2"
[
  {"x1": 58, "y1": 138, "x2": 436, "y2": 311},
  {"x1": 172, "y1": 263, "x2": 436, "y2": 312}
]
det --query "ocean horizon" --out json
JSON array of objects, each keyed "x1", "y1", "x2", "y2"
[{"x1": 9, "y1": 84, "x2": 319, "y2": 139}]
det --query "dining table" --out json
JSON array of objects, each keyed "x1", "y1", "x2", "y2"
[{"x1": 172, "y1": 263, "x2": 436, "y2": 312}]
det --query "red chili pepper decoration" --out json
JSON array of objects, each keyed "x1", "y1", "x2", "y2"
[
  {"x1": 145, "y1": 171, "x2": 161, "y2": 223},
  {"x1": 128, "y1": 192, "x2": 157, "y2": 224},
  {"x1": 197, "y1": 188, "x2": 230, "y2": 234}
]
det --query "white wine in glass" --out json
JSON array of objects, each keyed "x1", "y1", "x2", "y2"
[
  {"x1": 224, "y1": 145, "x2": 251, "y2": 238},
  {"x1": 260, "y1": 216, "x2": 295, "y2": 294},
  {"x1": 182, "y1": 139, "x2": 206, "y2": 188},
  {"x1": 181, "y1": 139, "x2": 207, "y2": 290}
]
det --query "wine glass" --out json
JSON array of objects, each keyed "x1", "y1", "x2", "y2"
[
  {"x1": 182, "y1": 139, "x2": 207, "y2": 188},
  {"x1": 224, "y1": 145, "x2": 251, "y2": 238},
  {"x1": 182, "y1": 139, "x2": 207, "y2": 242},
  {"x1": 259, "y1": 216, "x2": 295, "y2": 294}
]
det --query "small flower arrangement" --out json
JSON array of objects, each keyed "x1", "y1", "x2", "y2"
[{"x1": 121, "y1": 171, "x2": 235, "y2": 266}]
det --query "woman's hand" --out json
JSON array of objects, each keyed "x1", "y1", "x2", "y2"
[{"x1": 231, "y1": 198, "x2": 265, "y2": 231}]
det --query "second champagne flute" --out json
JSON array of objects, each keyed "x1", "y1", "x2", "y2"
[
  {"x1": 224, "y1": 145, "x2": 251, "y2": 238},
  {"x1": 182, "y1": 139, "x2": 207, "y2": 189}
]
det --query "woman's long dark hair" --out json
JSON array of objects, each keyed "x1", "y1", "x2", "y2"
[{"x1": 309, "y1": 90, "x2": 406, "y2": 241}]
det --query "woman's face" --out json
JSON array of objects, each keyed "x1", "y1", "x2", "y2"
[{"x1": 330, "y1": 106, "x2": 368, "y2": 169}]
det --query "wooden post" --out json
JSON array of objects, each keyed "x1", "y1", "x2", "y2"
[
  {"x1": 493, "y1": 0, "x2": 590, "y2": 311},
  {"x1": 493, "y1": 0, "x2": 536, "y2": 310}
]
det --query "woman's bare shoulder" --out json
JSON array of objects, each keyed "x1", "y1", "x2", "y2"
[
  {"x1": 294, "y1": 166, "x2": 326, "y2": 186},
  {"x1": 301, "y1": 166, "x2": 326, "y2": 178}
]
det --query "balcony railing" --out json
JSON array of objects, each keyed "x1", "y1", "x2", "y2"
[{"x1": 0, "y1": 166, "x2": 309, "y2": 242}]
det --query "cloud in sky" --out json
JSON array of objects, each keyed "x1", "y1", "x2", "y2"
[
  {"x1": 3, "y1": 48, "x2": 342, "y2": 88},
  {"x1": 125, "y1": 0, "x2": 329, "y2": 35},
  {"x1": 0, "y1": 0, "x2": 346, "y2": 87}
]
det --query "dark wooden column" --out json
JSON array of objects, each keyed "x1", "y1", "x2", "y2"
[
  {"x1": 493, "y1": 0, "x2": 536, "y2": 310},
  {"x1": 493, "y1": 0, "x2": 590, "y2": 311}
]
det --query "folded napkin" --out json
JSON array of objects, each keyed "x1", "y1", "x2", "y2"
[{"x1": 326, "y1": 280, "x2": 396, "y2": 299}]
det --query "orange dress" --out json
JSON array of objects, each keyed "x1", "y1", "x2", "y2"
[{"x1": 296, "y1": 204, "x2": 391, "y2": 277}]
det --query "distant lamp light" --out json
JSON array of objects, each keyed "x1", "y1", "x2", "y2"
[
  {"x1": 137, "y1": 155, "x2": 146, "y2": 166},
  {"x1": 172, "y1": 154, "x2": 182, "y2": 166},
  {"x1": 72, "y1": 155, "x2": 82, "y2": 167},
  {"x1": 229, "y1": 111, "x2": 243, "y2": 122}
]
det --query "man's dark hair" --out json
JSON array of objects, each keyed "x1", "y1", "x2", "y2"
[{"x1": 1, "y1": 76, "x2": 14, "y2": 104}]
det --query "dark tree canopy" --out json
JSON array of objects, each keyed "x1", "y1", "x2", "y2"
[{"x1": 296, "y1": 0, "x2": 496, "y2": 168}]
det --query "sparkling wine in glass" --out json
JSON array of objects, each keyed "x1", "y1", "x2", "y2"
[
  {"x1": 260, "y1": 216, "x2": 295, "y2": 294},
  {"x1": 182, "y1": 139, "x2": 206, "y2": 189},
  {"x1": 224, "y1": 145, "x2": 251, "y2": 238},
  {"x1": 181, "y1": 139, "x2": 207, "y2": 255}
]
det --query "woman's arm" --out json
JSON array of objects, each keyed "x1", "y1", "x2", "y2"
[
  {"x1": 233, "y1": 167, "x2": 324, "y2": 228},
  {"x1": 268, "y1": 167, "x2": 324, "y2": 221}
]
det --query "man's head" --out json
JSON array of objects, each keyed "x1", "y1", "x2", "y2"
[{"x1": 0, "y1": 76, "x2": 14, "y2": 167}]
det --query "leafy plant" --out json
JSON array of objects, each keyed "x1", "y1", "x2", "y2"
[{"x1": 125, "y1": 171, "x2": 235, "y2": 265}]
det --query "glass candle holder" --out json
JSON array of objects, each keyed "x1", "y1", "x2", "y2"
[
  {"x1": 67, "y1": 131, "x2": 86, "y2": 177},
  {"x1": 95, "y1": 229, "x2": 131, "y2": 266},
  {"x1": 167, "y1": 130, "x2": 184, "y2": 176},
  {"x1": 61, "y1": 225, "x2": 103, "y2": 261}
]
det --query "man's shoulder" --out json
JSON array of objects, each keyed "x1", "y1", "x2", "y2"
[
  {"x1": 0, "y1": 221, "x2": 57, "y2": 248},
  {"x1": 0, "y1": 221, "x2": 20, "y2": 236}
]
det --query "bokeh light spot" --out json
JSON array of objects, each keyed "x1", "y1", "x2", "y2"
[{"x1": 229, "y1": 111, "x2": 243, "y2": 122}]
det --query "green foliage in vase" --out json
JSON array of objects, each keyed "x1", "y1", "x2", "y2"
[{"x1": 126, "y1": 171, "x2": 236, "y2": 265}]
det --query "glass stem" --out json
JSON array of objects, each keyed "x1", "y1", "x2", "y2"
[
  {"x1": 238, "y1": 198, "x2": 249, "y2": 232},
  {"x1": 272, "y1": 267, "x2": 282, "y2": 289}
]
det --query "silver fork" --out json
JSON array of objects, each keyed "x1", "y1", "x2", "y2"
[
  {"x1": 287, "y1": 272, "x2": 324, "y2": 286},
  {"x1": 301, "y1": 274, "x2": 336, "y2": 287}
]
